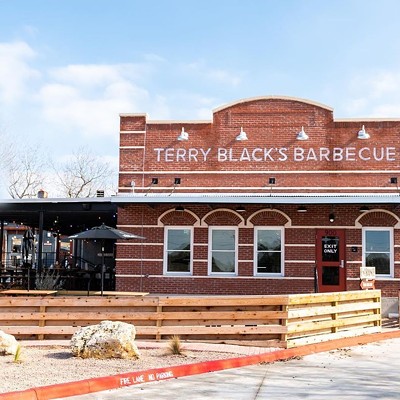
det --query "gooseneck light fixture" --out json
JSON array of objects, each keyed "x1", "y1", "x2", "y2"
[
  {"x1": 145, "y1": 177, "x2": 158, "y2": 196},
  {"x1": 169, "y1": 177, "x2": 181, "y2": 196},
  {"x1": 236, "y1": 127, "x2": 248, "y2": 141},
  {"x1": 329, "y1": 207, "x2": 335, "y2": 223},
  {"x1": 177, "y1": 127, "x2": 189, "y2": 141},
  {"x1": 357, "y1": 125, "x2": 370, "y2": 140},
  {"x1": 296, "y1": 126, "x2": 309, "y2": 141}
]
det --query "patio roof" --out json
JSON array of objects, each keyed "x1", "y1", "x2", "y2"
[{"x1": 0, "y1": 197, "x2": 117, "y2": 235}]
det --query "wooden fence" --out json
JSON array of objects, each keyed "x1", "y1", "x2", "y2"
[{"x1": 0, "y1": 290, "x2": 381, "y2": 348}]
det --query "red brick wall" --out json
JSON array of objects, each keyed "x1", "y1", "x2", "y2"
[
  {"x1": 115, "y1": 203, "x2": 400, "y2": 297},
  {"x1": 116, "y1": 97, "x2": 400, "y2": 297},
  {"x1": 119, "y1": 97, "x2": 400, "y2": 193}
]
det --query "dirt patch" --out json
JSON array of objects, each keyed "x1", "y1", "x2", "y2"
[{"x1": 1, "y1": 344, "x2": 245, "y2": 393}]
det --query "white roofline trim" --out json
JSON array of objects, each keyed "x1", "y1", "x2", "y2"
[
  {"x1": 336, "y1": 118, "x2": 400, "y2": 122},
  {"x1": 119, "y1": 113, "x2": 147, "y2": 117},
  {"x1": 146, "y1": 120, "x2": 211, "y2": 124},
  {"x1": 111, "y1": 193, "x2": 400, "y2": 205}
]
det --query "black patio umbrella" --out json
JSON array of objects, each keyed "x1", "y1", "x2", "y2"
[
  {"x1": 69, "y1": 224, "x2": 145, "y2": 241},
  {"x1": 69, "y1": 224, "x2": 145, "y2": 295}
]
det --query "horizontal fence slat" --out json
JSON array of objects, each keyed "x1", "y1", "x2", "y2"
[
  {"x1": 287, "y1": 314, "x2": 380, "y2": 334},
  {"x1": 287, "y1": 290, "x2": 381, "y2": 305},
  {"x1": 0, "y1": 297, "x2": 160, "y2": 307},
  {"x1": 158, "y1": 296, "x2": 290, "y2": 307},
  {"x1": 287, "y1": 301, "x2": 381, "y2": 319},
  {"x1": 1, "y1": 326, "x2": 78, "y2": 335},
  {"x1": 136, "y1": 325, "x2": 287, "y2": 335},
  {"x1": 0, "y1": 290, "x2": 382, "y2": 347},
  {"x1": 0, "y1": 310, "x2": 288, "y2": 321}
]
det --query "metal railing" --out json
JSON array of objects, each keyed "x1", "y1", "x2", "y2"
[{"x1": 0, "y1": 254, "x2": 115, "y2": 292}]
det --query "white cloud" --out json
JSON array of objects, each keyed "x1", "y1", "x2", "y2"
[
  {"x1": 0, "y1": 41, "x2": 40, "y2": 104},
  {"x1": 38, "y1": 60, "x2": 220, "y2": 134},
  {"x1": 48, "y1": 63, "x2": 151, "y2": 88},
  {"x1": 370, "y1": 103, "x2": 400, "y2": 118},
  {"x1": 38, "y1": 65, "x2": 151, "y2": 137},
  {"x1": 181, "y1": 60, "x2": 242, "y2": 86},
  {"x1": 0, "y1": 39, "x2": 235, "y2": 151},
  {"x1": 344, "y1": 70, "x2": 400, "y2": 117},
  {"x1": 206, "y1": 68, "x2": 241, "y2": 86}
]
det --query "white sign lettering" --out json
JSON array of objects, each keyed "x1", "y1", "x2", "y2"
[
  {"x1": 153, "y1": 147, "x2": 397, "y2": 163},
  {"x1": 324, "y1": 243, "x2": 338, "y2": 254}
]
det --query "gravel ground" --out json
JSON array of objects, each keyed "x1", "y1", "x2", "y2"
[{"x1": 1, "y1": 344, "x2": 246, "y2": 394}]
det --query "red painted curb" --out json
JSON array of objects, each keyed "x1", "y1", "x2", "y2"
[
  {"x1": 0, "y1": 390, "x2": 37, "y2": 400},
  {"x1": 1, "y1": 330, "x2": 399, "y2": 400}
]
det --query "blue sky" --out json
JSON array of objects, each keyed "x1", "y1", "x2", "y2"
[{"x1": 1, "y1": 0, "x2": 400, "y2": 195}]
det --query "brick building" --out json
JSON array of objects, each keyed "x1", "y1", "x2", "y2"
[{"x1": 115, "y1": 96, "x2": 400, "y2": 305}]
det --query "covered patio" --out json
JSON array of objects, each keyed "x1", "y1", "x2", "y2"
[{"x1": 0, "y1": 197, "x2": 118, "y2": 291}]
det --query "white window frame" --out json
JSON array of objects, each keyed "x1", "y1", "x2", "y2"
[
  {"x1": 253, "y1": 227, "x2": 284, "y2": 277},
  {"x1": 362, "y1": 227, "x2": 394, "y2": 278},
  {"x1": 208, "y1": 226, "x2": 238, "y2": 276},
  {"x1": 163, "y1": 226, "x2": 193, "y2": 275}
]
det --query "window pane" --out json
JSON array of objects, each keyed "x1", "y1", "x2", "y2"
[
  {"x1": 257, "y1": 252, "x2": 281, "y2": 273},
  {"x1": 257, "y1": 230, "x2": 281, "y2": 251},
  {"x1": 212, "y1": 251, "x2": 235, "y2": 273},
  {"x1": 166, "y1": 229, "x2": 191, "y2": 273},
  {"x1": 366, "y1": 253, "x2": 390, "y2": 275},
  {"x1": 212, "y1": 230, "x2": 235, "y2": 250},
  {"x1": 167, "y1": 251, "x2": 190, "y2": 272},
  {"x1": 365, "y1": 231, "x2": 390, "y2": 252},
  {"x1": 322, "y1": 266, "x2": 340, "y2": 285},
  {"x1": 167, "y1": 229, "x2": 190, "y2": 251}
]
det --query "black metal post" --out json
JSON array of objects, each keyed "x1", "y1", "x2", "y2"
[
  {"x1": 37, "y1": 210, "x2": 44, "y2": 274},
  {"x1": 101, "y1": 239, "x2": 105, "y2": 296}
]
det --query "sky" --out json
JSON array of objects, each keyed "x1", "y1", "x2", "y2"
[{"x1": 1, "y1": 0, "x2": 400, "y2": 197}]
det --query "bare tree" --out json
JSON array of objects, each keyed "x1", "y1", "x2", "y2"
[
  {"x1": 54, "y1": 147, "x2": 115, "y2": 198},
  {"x1": 4, "y1": 145, "x2": 47, "y2": 199},
  {"x1": 0, "y1": 129, "x2": 15, "y2": 191}
]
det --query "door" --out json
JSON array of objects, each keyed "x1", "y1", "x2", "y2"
[{"x1": 316, "y1": 229, "x2": 346, "y2": 292}]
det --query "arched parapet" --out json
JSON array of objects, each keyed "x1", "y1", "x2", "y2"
[{"x1": 213, "y1": 95, "x2": 333, "y2": 114}]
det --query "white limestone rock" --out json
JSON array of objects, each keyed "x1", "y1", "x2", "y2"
[
  {"x1": 0, "y1": 330, "x2": 19, "y2": 356},
  {"x1": 70, "y1": 320, "x2": 140, "y2": 359}
]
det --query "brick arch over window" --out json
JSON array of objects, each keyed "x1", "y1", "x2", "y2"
[
  {"x1": 202, "y1": 208, "x2": 245, "y2": 226},
  {"x1": 159, "y1": 209, "x2": 200, "y2": 226},
  {"x1": 248, "y1": 209, "x2": 291, "y2": 227},
  {"x1": 356, "y1": 209, "x2": 400, "y2": 228}
]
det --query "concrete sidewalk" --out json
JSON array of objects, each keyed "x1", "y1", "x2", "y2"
[{"x1": 62, "y1": 337, "x2": 400, "y2": 400}]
